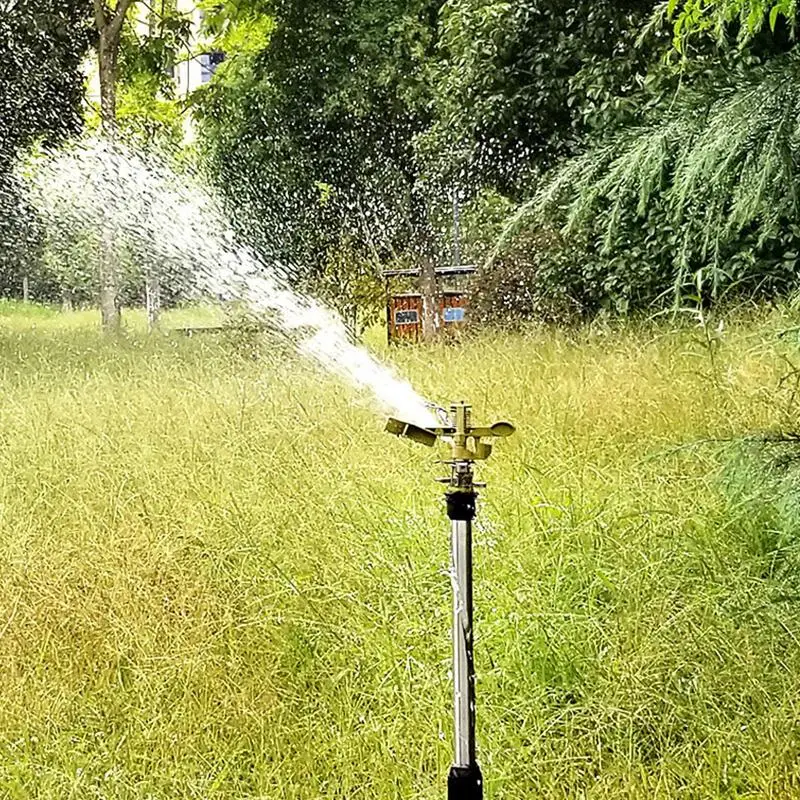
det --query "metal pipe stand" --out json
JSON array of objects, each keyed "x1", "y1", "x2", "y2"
[{"x1": 385, "y1": 401, "x2": 515, "y2": 800}]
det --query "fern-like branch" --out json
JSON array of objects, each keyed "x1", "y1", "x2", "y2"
[{"x1": 490, "y1": 50, "x2": 800, "y2": 288}]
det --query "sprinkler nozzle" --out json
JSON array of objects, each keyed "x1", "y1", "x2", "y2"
[
  {"x1": 385, "y1": 417, "x2": 438, "y2": 447},
  {"x1": 385, "y1": 401, "x2": 515, "y2": 462}
]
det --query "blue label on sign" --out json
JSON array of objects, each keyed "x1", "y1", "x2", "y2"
[{"x1": 443, "y1": 307, "x2": 466, "y2": 323}]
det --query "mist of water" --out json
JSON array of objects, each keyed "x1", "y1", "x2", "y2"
[{"x1": 21, "y1": 139, "x2": 437, "y2": 428}]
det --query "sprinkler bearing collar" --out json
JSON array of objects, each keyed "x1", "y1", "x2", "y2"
[{"x1": 446, "y1": 490, "x2": 476, "y2": 521}]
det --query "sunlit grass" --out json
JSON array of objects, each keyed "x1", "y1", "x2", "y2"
[{"x1": 2, "y1": 304, "x2": 800, "y2": 798}]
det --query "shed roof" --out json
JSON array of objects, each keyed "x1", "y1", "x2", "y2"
[{"x1": 382, "y1": 265, "x2": 477, "y2": 278}]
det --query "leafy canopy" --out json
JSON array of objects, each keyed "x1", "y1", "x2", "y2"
[
  {"x1": 0, "y1": 0, "x2": 91, "y2": 298},
  {"x1": 0, "y1": 0, "x2": 91, "y2": 166},
  {"x1": 668, "y1": 0, "x2": 798, "y2": 48},
  {"x1": 426, "y1": 0, "x2": 658, "y2": 195},
  {"x1": 195, "y1": 0, "x2": 444, "y2": 266}
]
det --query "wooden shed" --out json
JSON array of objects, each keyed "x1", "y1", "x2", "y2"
[{"x1": 383, "y1": 265, "x2": 476, "y2": 344}]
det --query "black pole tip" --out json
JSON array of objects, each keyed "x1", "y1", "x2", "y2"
[
  {"x1": 448, "y1": 764, "x2": 483, "y2": 800},
  {"x1": 446, "y1": 491, "x2": 476, "y2": 521}
]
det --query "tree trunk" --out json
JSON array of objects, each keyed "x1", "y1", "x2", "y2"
[
  {"x1": 145, "y1": 273, "x2": 161, "y2": 331},
  {"x1": 97, "y1": 29, "x2": 122, "y2": 332},
  {"x1": 98, "y1": 31, "x2": 118, "y2": 137},
  {"x1": 409, "y1": 185, "x2": 439, "y2": 342},
  {"x1": 22, "y1": 274, "x2": 29, "y2": 303},
  {"x1": 452, "y1": 188, "x2": 462, "y2": 267},
  {"x1": 61, "y1": 287, "x2": 74, "y2": 313},
  {"x1": 420, "y1": 254, "x2": 438, "y2": 342},
  {"x1": 99, "y1": 223, "x2": 121, "y2": 330}
]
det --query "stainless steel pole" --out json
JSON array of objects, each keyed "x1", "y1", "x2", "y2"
[
  {"x1": 447, "y1": 469, "x2": 482, "y2": 800},
  {"x1": 452, "y1": 516, "x2": 475, "y2": 767}
]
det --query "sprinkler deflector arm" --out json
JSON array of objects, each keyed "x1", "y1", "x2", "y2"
[
  {"x1": 384, "y1": 416, "x2": 514, "y2": 461},
  {"x1": 385, "y1": 402, "x2": 515, "y2": 800}
]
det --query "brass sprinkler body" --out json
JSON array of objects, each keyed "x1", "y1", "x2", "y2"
[{"x1": 385, "y1": 400, "x2": 515, "y2": 482}]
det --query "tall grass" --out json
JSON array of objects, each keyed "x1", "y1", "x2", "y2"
[{"x1": 2, "y1": 306, "x2": 800, "y2": 798}]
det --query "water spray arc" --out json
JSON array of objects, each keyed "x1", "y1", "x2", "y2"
[{"x1": 386, "y1": 403, "x2": 515, "y2": 799}]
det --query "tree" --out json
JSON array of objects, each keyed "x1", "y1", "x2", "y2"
[
  {"x1": 92, "y1": 0, "x2": 138, "y2": 330},
  {"x1": 89, "y1": 0, "x2": 192, "y2": 330},
  {"x1": 117, "y1": 1, "x2": 191, "y2": 331},
  {"x1": 422, "y1": 0, "x2": 659, "y2": 198},
  {"x1": 93, "y1": 0, "x2": 138, "y2": 134},
  {"x1": 194, "y1": 0, "x2": 445, "y2": 338},
  {"x1": 188, "y1": 0, "x2": 800, "y2": 322},
  {"x1": 114, "y1": 1, "x2": 189, "y2": 148},
  {"x1": 487, "y1": 7, "x2": 800, "y2": 315}
]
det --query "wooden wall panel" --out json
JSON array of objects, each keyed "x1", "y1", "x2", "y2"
[{"x1": 389, "y1": 294, "x2": 423, "y2": 342}]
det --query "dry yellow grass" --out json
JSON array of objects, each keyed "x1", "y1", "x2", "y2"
[{"x1": 2, "y1": 301, "x2": 800, "y2": 798}]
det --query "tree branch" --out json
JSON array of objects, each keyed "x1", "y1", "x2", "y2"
[
  {"x1": 92, "y1": 0, "x2": 107, "y2": 31},
  {"x1": 134, "y1": 0, "x2": 173, "y2": 23},
  {"x1": 107, "y1": 0, "x2": 137, "y2": 40}
]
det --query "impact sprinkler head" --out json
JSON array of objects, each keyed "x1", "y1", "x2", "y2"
[{"x1": 385, "y1": 401, "x2": 515, "y2": 466}]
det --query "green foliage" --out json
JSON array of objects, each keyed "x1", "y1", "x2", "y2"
[
  {"x1": 721, "y1": 428, "x2": 800, "y2": 591},
  {"x1": 118, "y1": 3, "x2": 191, "y2": 93},
  {"x1": 427, "y1": 0, "x2": 800, "y2": 319},
  {"x1": 193, "y1": 0, "x2": 445, "y2": 318},
  {"x1": 305, "y1": 236, "x2": 385, "y2": 340},
  {"x1": 0, "y1": 0, "x2": 90, "y2": 166},
  {"x1": 0, "y1": 0, "x2": 91, "y2": 300},
  {"x1": 115, "y1": 74, "x2": 184, "y2": 148},
  {"x1": 110, "y1": 2, "x2": 191, "y2": 149},
  {"x1": 424, "y1": 0, "x2": 661, "y2": 194},
  {"x1": 491, "y1": 48, "x2": 800, "y2": 313},
  {"x1": 193, "y1": 0, "x2": 692, "y2": 325},
  {"x1": 668, "y1": 0, "x2": 798, "y2": 48},
  {"x1": 453, "y1": 190, "x2": 577, "y2": 323},
  {"x1": 198, "y1": 8, "x2": 274, "y2": 57}
]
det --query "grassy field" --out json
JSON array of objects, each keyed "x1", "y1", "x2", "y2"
[{"x1": 3, "y1": 299, "x2": 800, "y2": 798}]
